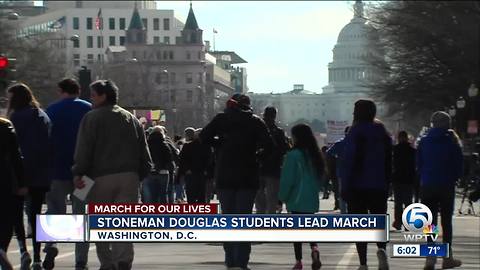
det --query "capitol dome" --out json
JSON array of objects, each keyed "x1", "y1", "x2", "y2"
[{"x1": 322, "y1": 0, "x2": 381, "y2": 94}]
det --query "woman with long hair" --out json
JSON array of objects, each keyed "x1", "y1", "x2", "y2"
[
  {"x1": 342, "y1": 99, "x2": 392, "y2": 270},
  {"x1": 7, "y1": 83, "x2": 52, "y2": 270},
  {"x1": 279, "y1": 123, "x2": 324, "y2": 270}
]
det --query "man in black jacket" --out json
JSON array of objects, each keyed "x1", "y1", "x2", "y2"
[
  {"x1": 177, "y1": 128, "x2": 212, "y2": 203},
  {"x1": 200, "y1": 94, "x2": 273, "y2": 270},
  {"x1": 255, "y1": 106, "x2": 289, "y2": 214},
  {"x1": 392, "y1": 131, "x2": 416, "y2": 230}
]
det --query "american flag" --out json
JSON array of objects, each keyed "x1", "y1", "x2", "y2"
[{"x1": 95, "y1": 8, "x2": 103, "y2": 30}]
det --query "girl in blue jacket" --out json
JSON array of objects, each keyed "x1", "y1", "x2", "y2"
[{"x1": 279, "y1": 123, "x2": 325, "y2": 270}]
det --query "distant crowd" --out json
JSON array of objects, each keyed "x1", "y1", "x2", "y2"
[{"x1": 1, "y1": 78, "x2": 477, "y2": 270}]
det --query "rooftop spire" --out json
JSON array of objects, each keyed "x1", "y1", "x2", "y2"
[
  {"x1": 128, "y1": 3, "x2": 144, "y2": 30},
  {"x1": 184, "y1": 1, "x2": 199, "y2": 30},
  {"x1": 354, "y1": 0, "x2": 364, "y2": 19}
]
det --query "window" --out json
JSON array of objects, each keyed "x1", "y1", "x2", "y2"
[
  {"x1": 187, "y1": 90, "x2": 193, "y2": 102},
  {"x1": 163, "y1": 18, "x2": 170, "y2": 30},
  {"x1": 170, "y1": 72, "x2": 176, "y2": 84},
  {"x1": 197, "y1": 72, "x2": 203, "y2": 83},
  {"x1": 170, "y1": 89, "x2": 176, "y2": 103},
  {"x1": 186, "y1": 73, "x2": 193, "y2": 84},
  {"x1": 87, "y1": 36, "x2": 93, "y2": 48},
  {"x1": 109, "y1": 36, "x2": 115, "y2": 46},
  {"x1": 73, "y1": 54, "x2": 80, "y2": 66},
  {"x1": 97, "y1": 36, "x2": 103, "y2": 48},
  {"x1": 169, "y1": 51, "x2": 174, "y2": 60},
  {"x1": 153, "y1": 18, "x2": 159, "y2": 30},
  {"x1": 142, "y1": 18, "x2": 148, "y2": 29},
  {"x1": 156, "y1": 51, "x2": 161, "y2": 60},
  {"x1": 87, "y1": 54, "x2": 94, "y2": 64},
  {"x1": 97, "y1": 54, "x2": 102, "y2": 62},
  {"x1": 75, "y1": 1, "x2": 82, "y2": 8},
  {"x1": 73, "y1": 17, "x2": 79, "y2": 30},
  {"x1": 73, "y1": 38, "x2": 80, "y2": 48},
  {"x1": 163, "y1": 36, "x2": 170, "y2": 44},
  {"x1": 109, "y1": 18, "x2": 115, "y2": 30},
  {"x1": 153, "y1": 36, "x2": 160, "y2": 44},
  {"x1": 119, "y1": 18, "x2": 126, "y2": 30},
  {"x1": 186, "y1": 51, "x2": 191, "y2": 60},
  {"x1": 86, "y1": 17, "x2": 92, "y2": 30},
  {"x1": 119, "y1": 36, "x2": 125, "y2": 46},
  {"x1": 163, "y1": 51, "x2": 168, "y2": 59}
]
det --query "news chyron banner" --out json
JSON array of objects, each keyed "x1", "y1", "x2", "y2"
[{"x1": 37, "y1": 204, "x2": 389, "y2": 243}]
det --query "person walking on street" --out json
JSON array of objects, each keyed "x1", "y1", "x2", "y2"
[
  {"x1": 417, "y1": 112, "x2": 463, "y2": 270},
  {"x1": 43, "y1": 78, "x2": 92, "y2": 270},
  {"x1": 342, "y1": 99, "x2": 392, "y2": 270},
  {"x1": 72, "y1": 80, "x2": 153, "y2": 270},
  {"x1": 326, "y1": 126, "x2": 350, "y2": 214},
  {"x1": 200, "y1": 94, "x2": 273, "y2": 270},
  {"x1": 0, "y1": 117, "x2": 27, "y2": 270},
  {"x1": 143, "y1": 126, "x2": 175, "y2": 203},
  {"x1": 256, "y1": 106, "x2": 289, "y2": 214},
  {"x1": 177, "y1": 128, "x2": 213, "y2": 203},
  {"x1": 279, "y1": 123, "x2": 324, "y2": 270},
  {"x1": 7, "y1": 83, "x2": 52, "y2": 270},
  {"x1": 391, "y1": 131, "x2": 416, "y2": 231}
]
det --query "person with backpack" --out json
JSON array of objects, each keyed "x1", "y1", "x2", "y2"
[
  {"x1": 7, "y1": 83, "x2": 52, "y2": 270},
  {"x1": 342, "y1": 99, "x2": 392, "y2": 270},
  {"x1": 279, "y1": 123, "x2": 324, "y2": 270},
  {"x1": 256, "y1": 106, "x2": 289, "y2": 214}
]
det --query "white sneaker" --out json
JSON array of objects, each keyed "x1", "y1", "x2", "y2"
[{"x1": 377, "y1": 248, "x2": 389, "y2": 270}]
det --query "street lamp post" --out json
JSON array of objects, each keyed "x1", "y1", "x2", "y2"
[{"x1": 449, "y1": 106, "x2": 457, "y2": 131}]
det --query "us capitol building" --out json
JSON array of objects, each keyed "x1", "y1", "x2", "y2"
[{"x1": 250, "y1": 0, "x2": 387, "y2": 140}]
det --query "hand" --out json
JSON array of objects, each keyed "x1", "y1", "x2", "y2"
[
  {"x1": 74, "y1": 176, "x2": 86, "y2": 189},
  {"x1": 16, "y1": 187, "x2": 28, "y2": 196}
]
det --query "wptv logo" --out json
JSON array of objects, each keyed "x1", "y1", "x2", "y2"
[{"x1": 402, "y1": 203, "x2": 439, "y2": 242}]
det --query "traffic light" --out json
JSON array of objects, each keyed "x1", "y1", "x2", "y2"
[
  {"x1": 0, "y1": 55, "x2": 17, "y2": 92},
  {"x1": 78, "y1": 66, "x2": 91, "y2": 101}
]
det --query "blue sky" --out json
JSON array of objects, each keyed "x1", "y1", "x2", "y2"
[{"x1": 158, "y1": 1, "x2": 356, "y2": 94}]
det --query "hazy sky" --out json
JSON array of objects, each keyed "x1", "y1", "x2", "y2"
[{"x1": 157, "y1": 1, "x2": 356, "y2": 94}]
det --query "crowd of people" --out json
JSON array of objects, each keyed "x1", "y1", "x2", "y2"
[{"x1": 0, "y1": 78, "x2": 474, "y2": 270}]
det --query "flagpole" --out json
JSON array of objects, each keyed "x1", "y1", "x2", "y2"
[
  {"x1": 99, "y1": 8, "x2": 104, "y2": 78},
  {"x1": 213, "y1": 28, "x2": 216, "y2": 51}
]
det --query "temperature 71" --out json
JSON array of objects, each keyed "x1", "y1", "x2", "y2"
[{"x1": 428, "y1": 246, "x2": 440, "y2": 255}]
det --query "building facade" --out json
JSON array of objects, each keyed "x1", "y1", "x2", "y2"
[
  {"x1": 17, "y1": 1, "x2": 184, "y2": 74},
  {"x1": 106, "y1": 4, "x2": 239, "y2": 135}
]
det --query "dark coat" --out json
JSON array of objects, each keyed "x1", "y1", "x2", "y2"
[
  {"x1": 0, "y1": 118, "x2": 25, "y2": 195},
  {"x1": 342, "y1": 121, "x2": 392, "y2": 199},
  {"x1": 392, "y1": 142, "x2": 416, "y2": 184},
  {"x1": 147, "y1": 132, "x2": 174, "y2": 172},
  {"x1": 259, "y1": 122, "x2": 289, "y2": 178},
  {"x1": 177, "y1": 139, "x2": 213, "y2": 178},
  {"x1": 199, "y1": 108, "x2": 273, "y2": 190},
  {"x1": 10, "y1": 107, "x2": 52, "y2": 187}
]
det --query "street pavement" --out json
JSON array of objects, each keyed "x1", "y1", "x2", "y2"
[{"x1": 5, "y1": 193, "x2": 479, "y2": 270}]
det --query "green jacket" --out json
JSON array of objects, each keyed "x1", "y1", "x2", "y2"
[
  {"x1": 279, "y1": 149, "x2": 321, "y2": 213},
  {"x1": 72, "y1": 105, "x2": 152, "y2": 179}
]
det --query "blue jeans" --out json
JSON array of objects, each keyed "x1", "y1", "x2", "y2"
[
  {"x1": 142, "y1": 173, "x2": 169, "y2": 203},
  {"x1": 217, "y1": 188, "x2": 257, "y2": 268}
]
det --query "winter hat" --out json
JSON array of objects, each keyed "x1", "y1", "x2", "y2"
[{"x1": 430, "y1": 111, "x2": 451, "y2": 129}]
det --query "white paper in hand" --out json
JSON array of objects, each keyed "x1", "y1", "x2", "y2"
[{"x1": 73, "y1": 176, "x2": 95, "y2": 201}]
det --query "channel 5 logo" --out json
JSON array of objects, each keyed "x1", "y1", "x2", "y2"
[{"x1": 402, "y1": 203, "x2": 438, "y2": 242}]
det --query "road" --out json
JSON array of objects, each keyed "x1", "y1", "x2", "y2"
[{"x1": 5, "y1": 194, "x2": 479, "y2": 269}]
